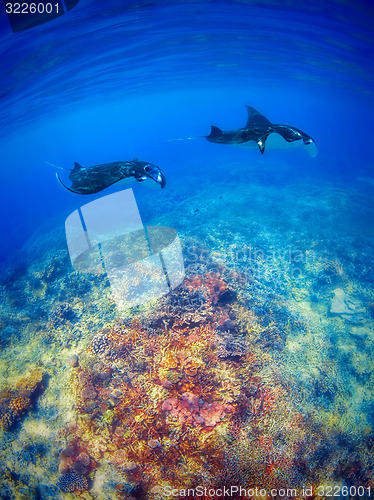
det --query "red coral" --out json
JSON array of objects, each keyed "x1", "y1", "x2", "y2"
[{"x1": 185, "y1": 274, "x2": 227, "y2": 305}]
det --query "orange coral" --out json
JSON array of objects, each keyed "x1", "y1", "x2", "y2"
[
  {"x1": 8, "y1": 397, "x2": 29, "y2": 416},
  {"x1": 0, "y1": 368, "x2": 45, "y2": 431}
]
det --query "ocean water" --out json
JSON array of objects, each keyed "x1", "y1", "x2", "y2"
[{"x1": 0, "y1": 1, "x2": 374, "y2": 499}]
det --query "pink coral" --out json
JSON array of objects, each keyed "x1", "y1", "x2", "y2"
[
  {"x1": 200, "y1": 401, "x2": 226, "y2": 427},
  {"x1": 162, "y1": 393, "x2": 227, "y2": 427},
  {"x1": 161, "y1": 397, "x2": 178, "y2": 412}
]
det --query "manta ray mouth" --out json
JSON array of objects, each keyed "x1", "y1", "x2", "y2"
[{"x1": 144, "y1": 164, "x2": 166, "y2": 188}]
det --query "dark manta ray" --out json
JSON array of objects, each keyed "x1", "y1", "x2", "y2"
[
  {"x1": 206, "y1": 105, "x2": 317, "y2": 157},
  {"x1": 56, "y1": 160, "x2": 166, "y2": 194}
]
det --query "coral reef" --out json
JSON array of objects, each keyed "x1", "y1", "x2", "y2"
[
  {"x1": 57, "y1": 270, "x2": 373, "y2": 498},
  {"x1": 1, "y1": 178, "x2": 374, "y2": 498},
  {"x1": 57, "y1": 472, "x2": 88, "y2": 492},
  {"x1": 0, "y1": 368, "x2": 45, "y2": 431},
  {"x1": 48, "y1": 302, "x2": 76, "y2": 328},
  {"x1": 56, "y1": 441, "x2": 94, "y2": 493}
]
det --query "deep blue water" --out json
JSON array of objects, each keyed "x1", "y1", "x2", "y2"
[{"x1": 0, "y1": 0, "x2": 373, "y2": 264}]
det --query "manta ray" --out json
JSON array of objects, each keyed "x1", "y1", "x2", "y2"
[
  {"x1": 206, "y1": 105, "x2": 317, "y2": 157},
  {"x1": 55, "y1": 160, "x2": 166, "y2": 194}
]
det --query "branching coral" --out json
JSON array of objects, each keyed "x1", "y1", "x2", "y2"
[
  {"x1": 57, "y1": 472, "x2": 88, "y2": 492},
  {"x1": 0, "y1": 368, "x2": 45, "y2": 431}
]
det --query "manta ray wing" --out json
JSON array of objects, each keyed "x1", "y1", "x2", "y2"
[
  {"x1": 56, "y1": 171, "x2": 125, "y2": 194},
  {"x1": 67, "y1": 162, "x2": 130, "y2": 194},
  {"x1": 244, "y1": 106, "x2": 273, "y2": 153},
  {"x1": 245, "y1": 106, "x2": 273, "y2": 129},
  {"x1": 271, "y1": 124, "x2": 318, "y2": 157},
  {"x1": 56, "y1": 173, "x2": 80, "y2": 194}
]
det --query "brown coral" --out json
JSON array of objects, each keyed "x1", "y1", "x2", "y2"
[{"x1": 0, "y1": 368, "x2": 45, "y2": 431}]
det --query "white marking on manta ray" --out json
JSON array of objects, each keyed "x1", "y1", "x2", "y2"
[{"x1": 117, "y1": 176, "x2": 162, "y2": 190}]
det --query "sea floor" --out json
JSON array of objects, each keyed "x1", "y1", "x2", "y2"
[{"x1": 0, "y1": 164, "x2": 374, "y2": 499}]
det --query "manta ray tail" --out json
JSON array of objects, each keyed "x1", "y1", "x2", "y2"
[
  {"x1": 167, "y1": 136, "x2": 204, "y2": 142},
  {"x1": 45, "y1": 161, "x2": 73, "y2": 171}
]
